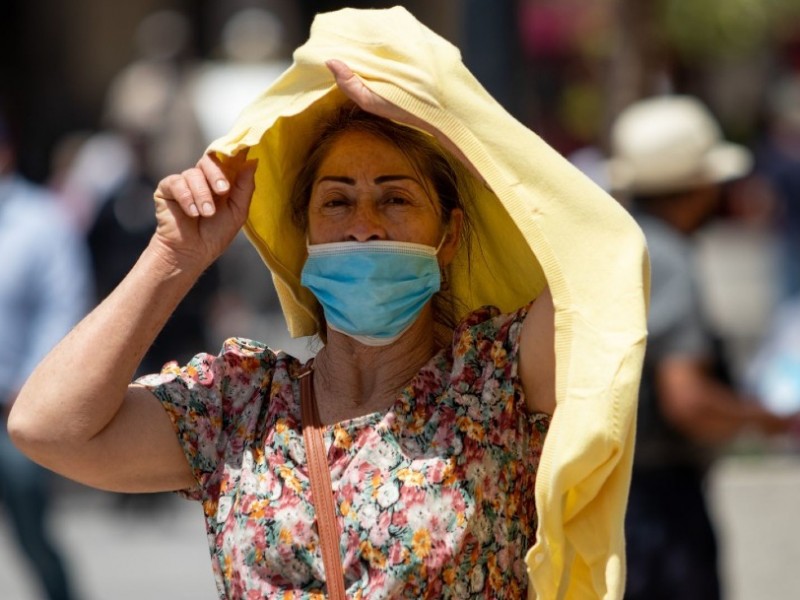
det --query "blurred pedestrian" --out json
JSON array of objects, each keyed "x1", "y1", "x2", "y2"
[
  {"x1": 88, "y1": 8, "x2": 219, "y2": 377},
  {"x1": 0, "y1": 107, "x2": 90, "y2": 599},
  {"x1": 102, "y1": 9, "x2": 204, "y2": 183},
  {"x1": 187, "y1": 5, "x2": 292, "y2": 346},
  {"x1": 607, "y1": 95, "x2": 800, "y2": 600}
]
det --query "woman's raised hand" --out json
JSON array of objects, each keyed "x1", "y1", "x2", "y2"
[
  {"x1": 326, "y1": 59, "x2": 480, "y2": 180},
  {"x1": 152, "y1": 151, "x2": 257, "y2": 271},
  {"x1": 325, "y1": 59, "x2": 420, "y2": 128}
]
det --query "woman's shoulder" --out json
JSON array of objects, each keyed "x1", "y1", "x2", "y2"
[
  {"x1": 451, "y1": 303, "x2": 533, "y2": 346},
  {"x1": 139, "y1": 337, "x2": 307, "y2": 389},
  {"x1": 204, "y1": 337, "x2": 310, "y2": 378},
  {"x1": 207, "y1": 337, "x2": 308, "y2": 362}
]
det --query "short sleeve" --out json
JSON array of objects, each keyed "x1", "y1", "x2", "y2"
[{"x1": 136, "y1": 337, "x2": 277, "y2": 500}]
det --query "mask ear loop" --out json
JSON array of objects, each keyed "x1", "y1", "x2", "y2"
[
  {"x1": 435, "y1": 232, "x2": 450, "y2": 290},
  {"x1": 434, "y1": 232, "x2": 448, "y2": 255}
]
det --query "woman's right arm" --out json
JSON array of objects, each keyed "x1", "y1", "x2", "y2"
[{"x1": 8, "y1": 152, "x2": 257, "y2": 493}]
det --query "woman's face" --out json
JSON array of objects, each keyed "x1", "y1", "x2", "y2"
[{"x1": 307, "y1": 130, "x2": 454, "y2": 250}]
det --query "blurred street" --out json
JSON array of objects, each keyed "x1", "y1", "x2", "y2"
[
  {"x1": 0, "y1": 484, "x2": 218, "y2": 600},
  {"x1": 710, "y1": 453, "x2": 800, "y2": 600}
]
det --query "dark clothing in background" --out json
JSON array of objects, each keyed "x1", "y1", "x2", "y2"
[
  {"x1": 625, "y1": 466, "x2": 721, "y2": 600},
  {"x1": 625, "y1": 214, "x2": 722, "y2": 600},
  {"x1": 88, "y1": 175, "x2": 220, "y2": 375}
]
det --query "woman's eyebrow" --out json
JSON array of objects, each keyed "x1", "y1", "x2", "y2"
[
  {"x1": 374, "y1": 175, "x2": 420, "y2": 185},
  {"x1": 315, "y1": 174, "x2": 422, "y2": 186},
  {"x1": 316, "y1": 175, "x2": 355, "y2": 185}
]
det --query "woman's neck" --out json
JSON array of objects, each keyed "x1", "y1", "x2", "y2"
[{"x1": 311, "y1": 310, "x2": 439, "y2": 424}]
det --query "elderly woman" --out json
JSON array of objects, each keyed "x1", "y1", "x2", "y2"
[{"x1": 9, "y1": 7, "x2": 648, "y2": 600}]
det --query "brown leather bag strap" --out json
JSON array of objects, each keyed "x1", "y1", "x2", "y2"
[{"x1": 300, "y1": 367, "x2": 347, "y2": 599}]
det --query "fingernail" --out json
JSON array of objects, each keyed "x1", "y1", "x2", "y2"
[
  {"x1": 189, "y1": 204, "x2": 199, "y2": 217},
  {"x1": 216, "y1": 179, "x2": 228, "y2": 192},
  {"x1": 202, "y1": 202, "x2": 214, "y2": 216}
]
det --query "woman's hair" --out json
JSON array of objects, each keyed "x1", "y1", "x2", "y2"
[{"x1": 290, "y1": 102, "x2": 474, "y2": 345}]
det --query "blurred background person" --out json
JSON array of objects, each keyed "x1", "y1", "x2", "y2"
[
  {"x1": 101, "y1": 8, "x2": 204, "y2": 186},
  {"x1": 0, "y1": 106, "x2": 90, "y2": 600},
  {"x1": 186, "y1": 4, "x2": 293, "y2": 350},
  {"x1": 188, "y1": 5, "x2": 291, "y2": 146},
  {"x1": 87, "y1": 8, "x2": 220, "y2": 380},
  {"x1": 606, "y1": 95, "x2": 800, "y2": 600}
]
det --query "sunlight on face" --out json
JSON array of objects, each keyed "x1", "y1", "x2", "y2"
[{"x1": 307, "y1": 130, "x2": 444, "y2": 246}]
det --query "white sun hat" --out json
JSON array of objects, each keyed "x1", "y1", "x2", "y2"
[{"x1": 607, "y1": 95, "x2": 753, "y2": 195}]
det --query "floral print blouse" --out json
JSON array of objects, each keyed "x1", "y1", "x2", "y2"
[{"x1": 138, "y1": 304, "x2": 551, "y2": 599}]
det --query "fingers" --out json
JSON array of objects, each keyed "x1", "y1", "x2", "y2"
[
  {"x1": 154, "y1": 173, "x2": 204, "y2": 217},
  {"x1": 326, "y1": 59, "x2": 383, "y2": 114},
  {"x1": 198, "y1": 154, "x2": 231, "y2": 196},
  {"x1": 227, "y1": 159, "x2": 258, "y2": 218},
  {"x1": 154, "y1": 152, "x2": 252, "y2": 218},
  {"x1": 231, "y1": 159, "x2": 257, "y2": 199},
  {"x1": 184, "y1": 166, "x2": 218, "y2": 217},
  {"x1": 326, "y1": 59, "x2": 358, "y2": 92}
]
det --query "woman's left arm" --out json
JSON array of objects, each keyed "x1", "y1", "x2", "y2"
[{"x1": 519, "y1": 288, "x2": 556, "y2": 415}]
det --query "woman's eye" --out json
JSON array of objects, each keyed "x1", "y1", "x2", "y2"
[
  {"x1": 384, "y1": 195, "x2": 410, "y2": 206},
  {"x1": 321, "y1": 196, "x2": 350, "y2": 210}
]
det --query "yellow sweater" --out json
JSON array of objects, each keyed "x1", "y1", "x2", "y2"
[{"x1": 207, "y1": 7, "x2": 650, "y2": 599}]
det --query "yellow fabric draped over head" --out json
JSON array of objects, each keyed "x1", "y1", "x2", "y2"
[{"x1": 209, "y1": 84, "x2": 544, "y2": 340}]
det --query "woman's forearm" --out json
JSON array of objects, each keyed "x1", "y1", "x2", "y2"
[{"x1": 9, "y1": 239, "x2": 205, "y2": 447}]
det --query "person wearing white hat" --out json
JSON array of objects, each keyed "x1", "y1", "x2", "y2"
[{"x1": 610, "y1": 95, "x2": 800, "y2": 600}]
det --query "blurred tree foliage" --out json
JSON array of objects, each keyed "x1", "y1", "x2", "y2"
[
  {"x1": 590, "y1": 0, "x2": 800, "y2": 147},
  {"x1": 662, "y1": 0, "x2": 800, "y2": 60},
  {"x1": 516, "y1": 0, "x2": 800, "y2": 151}
]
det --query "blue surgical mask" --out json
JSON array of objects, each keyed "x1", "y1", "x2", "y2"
[{"x1": 300, "y1": 238, "x2": 444, "y2": 346}]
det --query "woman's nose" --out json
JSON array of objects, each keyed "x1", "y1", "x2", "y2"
[{"x1": 345, "y1": 202, "x2": 387, "y2": 242}]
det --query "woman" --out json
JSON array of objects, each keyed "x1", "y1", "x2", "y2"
[{"x1": 10, "y1": 7, "x2": 648, "y2": 599}]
